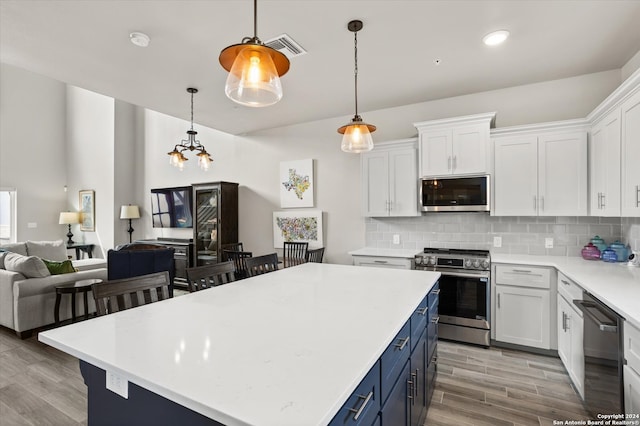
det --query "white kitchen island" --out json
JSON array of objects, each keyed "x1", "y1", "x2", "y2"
[{"x1": 39, "y1": 263, "x2": 440, "y2": 426}]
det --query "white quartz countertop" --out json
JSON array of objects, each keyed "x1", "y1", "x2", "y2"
[
  {"x1": 492, "y1": 254, "x2": 640, "y2": 329},
  {"x1": 39, "y1": 263, "x2": 440, "y2": 426},
  {"x1": 348, "y1": 247, "x2": 421, "y2": 258}
]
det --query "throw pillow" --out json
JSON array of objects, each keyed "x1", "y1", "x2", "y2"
[
  {"x1": 42, "y1": 258, "x2": 76, "y2": 275},
  {"x1": 3, "y1": 252, "x2": 51, "y2": 278},
  {"x1": 0, "y1": 242, "x2": 28, "y2": 256},
  {"x1": 26, "y1": 240, "x2": 67, "y2": 261}
]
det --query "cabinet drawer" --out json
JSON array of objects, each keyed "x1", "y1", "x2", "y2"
[
  {"x1": 410, "y1": 295, "x2": 428, "y2": 351},
  {"x1": 557, "y1": 272, "x2": 583, "y2": 310},
  {"x1": 380, "y1": 320, "x2": 411, "y2": 404},
  {"x1": 353, "y1": 256, "x2": 413, "y2": 270},
  {"x1": 329, "y1": 360, "x2": 381, "y2": 426},
  {"x1": 625, "y1": 321, "x2": 640, "y2": 376},
  {"x1": 494, "y1": 264, "x2": 551, "y2": 289}
]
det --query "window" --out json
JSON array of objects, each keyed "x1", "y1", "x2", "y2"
[{"x1": 0, "y1": 189, "x2": 17, "y2": 243}]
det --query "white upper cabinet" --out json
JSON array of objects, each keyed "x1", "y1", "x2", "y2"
[
  {"x1": 492, "y1": 124, "x2": 588, "y2": 216},
  {"x1": 621, "y1": 89, "x2": 640, "y2": 217},
  {"x1": 414, "y1": 112, "x2": 496, "y2": 178},
  {"x1": 361, "y1": 139, "x2": 419, "y2": 217},
  {"x1": 590, "y1": 108, "x2": 621, "y2": 216}
]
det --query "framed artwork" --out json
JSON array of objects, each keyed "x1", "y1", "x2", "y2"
[
  {"x1": 273, "y1": 210, "x2": 323, "y2": 249},
  {"x1": 280, "y1": 159, "x2": 314, "y2": 208},
  {"x1": 79, "y1": 190, "x2": 95, "y2": 231}
]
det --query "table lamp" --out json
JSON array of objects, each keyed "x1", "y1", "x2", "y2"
[
  {"x1": 120, "y1": 205, "x2": 140, "y2": 243},
  {"x1": 59, "y1": 212, "x2": 80, "y2": 245}
]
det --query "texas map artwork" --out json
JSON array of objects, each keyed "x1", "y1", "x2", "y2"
[
  {"x1": 279, "y1": 159, "x2": 314, "y2": 208},
  {"x1": 282, "y1": 168, "x2": 310, "y2": 200}
]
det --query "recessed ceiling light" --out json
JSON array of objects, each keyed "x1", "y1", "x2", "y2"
[
  {"x1": 129, "y1": 32, "x2": 150, "y2": 48},
  {"x1": 482, "y1": 30, "x2": 509, "y2": 46}
]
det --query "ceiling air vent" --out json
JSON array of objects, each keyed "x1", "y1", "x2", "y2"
[{"x1": 264, "y1": 34, "x2": 307, "y2": 59}]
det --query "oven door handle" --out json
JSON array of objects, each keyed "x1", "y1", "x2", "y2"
[
  {"x1": 573, "y1": 300, "x2": 617, "y2": 333},
  {"x1": 440, "y1": 271, "x2": 489, "y2": 279}
]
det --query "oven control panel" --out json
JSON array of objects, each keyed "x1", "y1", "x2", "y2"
[{"x1": 414, "y1": 248, "x2": 490, "y2": 271}]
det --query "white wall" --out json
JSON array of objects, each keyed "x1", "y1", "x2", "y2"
[
  {"x1": 0, "y1": 63, "x2": 67, "y2": 242},
  {"x1": 139, "y1": 70, "x2": 624, "y2": 265}
]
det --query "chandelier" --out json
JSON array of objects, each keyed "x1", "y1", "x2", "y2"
[{"x1": 167, "y1": 88, "x2": 213, "y2": 171}]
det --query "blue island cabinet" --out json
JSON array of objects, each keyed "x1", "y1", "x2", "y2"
[{"x1": 329, "y1": 282, "x2": 439, "y2": 426}]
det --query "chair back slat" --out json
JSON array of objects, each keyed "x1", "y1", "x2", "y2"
[
  {"x1": 220, "y1": 243, "x2": 244, "y2": 261},
  {"x1": 283, "y1": 242, "x2": 308, "y2": 268},
  {"x1": 223, "y1": 250, "x2": 253, "y2": 280},
  {"x1": 186, "y1": 261, "x2": 236, "y2": 292},
  {"x1": 92, "y1": 271, "x2": 172, "y2": 316},
  {"x1": 306, "y1": 247, "x2": 325, "y2": 263},
  {"x1": 245, "y1": 253, "x2": 279, "y2": 277}
]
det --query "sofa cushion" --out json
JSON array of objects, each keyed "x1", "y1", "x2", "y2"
[
  {"x1": 3, "y1": 252, "x2": 50, "y2": 278},
  {"x1": 0, "y1": 242, "x2": 28, "y2": 256},
  {"x1": 26, "y1": 240, "x2": 67, "y2": 261},
  {"x1": 72, "y1": 258, "x2": 107, "y2": 271},
  {"x1": 42, "y1": 259, "x2": 76, "y2": 275},
  {"x1": 0, "y1": 251, "x2": 7, "y2": 269}
]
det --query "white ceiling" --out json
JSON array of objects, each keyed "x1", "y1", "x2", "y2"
[{"x1": 2, "y1": 0, "x2": 640, "y2": 135}]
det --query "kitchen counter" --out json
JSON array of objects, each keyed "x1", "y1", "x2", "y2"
[
  {"x1": 39, "y1": 263, "x2": 440, "y2": 426},
  {"x1": 492, "y1": 254, "x2": 640, "y2": 329},
  {"x1": 348, "y1": 247, "x2": 421, "y2": 258}
]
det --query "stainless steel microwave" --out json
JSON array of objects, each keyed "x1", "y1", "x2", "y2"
[{"x1": 420, "y1": 175, "x2": 490, "y2": 212}]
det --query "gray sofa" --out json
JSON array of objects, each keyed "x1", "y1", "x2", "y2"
[{"x1": 0, "y1": 240, "x2": 107, "y2": 338}]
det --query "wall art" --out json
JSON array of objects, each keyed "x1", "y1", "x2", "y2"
[
  {"x1": 273, "y1": 210, "x2": 323, "y2": 248},
  {"x1": 279, "y1": 159, "x2": 314, "y2": 208},
  {"x1": 79, "y1": 190, "x2": 95, "y2": 231}
]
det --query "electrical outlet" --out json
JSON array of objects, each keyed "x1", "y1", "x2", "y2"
[
  {"x1": 393, "y1": 234, "x2": 401, "y2": 245},
  {"x1": 493, "y1": 236, "x2": 502, "y2": 248},
  {"x1": 545, "y1": 238, "x2": 554, "y2": 249},
  {"x1": 106, "y1": 370, "x2": 129, "y2": 399},
  {"x1": 27, "y1": 222, "x2": 37, "y2": 228}
]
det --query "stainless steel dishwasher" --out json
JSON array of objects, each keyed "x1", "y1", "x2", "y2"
[{"x1": 574, "y1": 292, "x2": 624, "y2": 416}]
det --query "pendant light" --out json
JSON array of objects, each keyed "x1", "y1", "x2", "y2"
[
  {"x1": 219, "y1": 0, "x2": 290, "y2": 107},
  {"x1": 338, "y1": 20, "x2": 376, "y2": 153},
  {"x1": 167, "y1": 88, "x2": 213, "y2": 171}
]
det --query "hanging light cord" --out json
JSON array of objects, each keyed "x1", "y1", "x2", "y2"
[
  {"x1": 189, "y1": 90, "x2": 194, "y2": 131},
  {"x1": 353, "y1": 30, "x2": 359, "y2": 119},
  {"x1": 242, "y1": 0, "x2": 262, "y2": 45}
]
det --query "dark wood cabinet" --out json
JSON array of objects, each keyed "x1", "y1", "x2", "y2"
[{"x1": 192, "y1": 182, "x2": 239, "y2": 266}]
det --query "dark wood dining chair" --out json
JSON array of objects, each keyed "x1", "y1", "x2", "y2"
[
  {"x1": 185, "y1": 261, "x2": 236, "y2": 292},
  {"x1": 245, "y1": 253, "x2": 279, "y2": 277},
  {"x1": 223, "y1": 250, "x2": 253, "y2": 280},
  {"x1": 91, "y1": 271, "x2": 172, "y2": 316},
  {"x1": 283, "y1": 242, "x2": 308, "y2": 268},
  {"x1": 220, "y1": 243, "x2": 244, "y2": 261},
  {"x1": 305, "y1": 247, "x2": 325, "y2": 263}
]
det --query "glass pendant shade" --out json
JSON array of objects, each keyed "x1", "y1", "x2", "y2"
[
  {"x1": 224, "y1": 45, "x2": 283, "y2": 107},
  {"x1": 339, "y1": 119, "x2": 376, "y2": 153}
]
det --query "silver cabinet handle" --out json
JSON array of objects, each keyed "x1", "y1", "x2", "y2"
[
  {"x1": 561, "y1": 279, "x2": 571, "y2": 286},
  {"x1": 432, "y1": 288, "x2": 440, "y2": 295},
  {"x1": 601, "y1": 193, "x2": 605, "y2": 209},
  {"x1": 636, "y1": 185, "x2": 640, "y2": 207},
  {"x1": 389, "y1": 200, "x2": 393, "y2": 211},
  {"x1": 561, "y1": 312, "x2": 566, "y2": 331},
  {"x1": 432, "y1": 316, "x2": 440, "y2": 324},
  {"x1": 512, "y1": 269, "x2": 532, "y2": 274},
  {"x1": 597, "y1": 193, "x2": 602, "y2": 209},
  {"x1": 407, "y1": 380, "x2": 414, "y2": 402},
  {"x1": 347, "y1": 391, "x2": 373, "y2": 421},
  {"x1": 573, "y1": 300, "x2": 618, "y2": 333},
  {"x1": 416, "y1": 307, "x2": 427, "y2": 316},
  {"x1": 447, "y1": 156, "x2": 452, "y2": 170},
  {"x1": 394, "y1": 336, "x2": 410, "y2": 351},
  {"x1": 373, "y1": 260, "x2": 388, "y2": 264},
  {"x1": 497, "y1": 293, "x2": 501, "y2": 308},
  {"x1": 411, "y1": 371, "x2": 418, "y2": 398},
  {"x1": 534, "y1": 196, "x2": 537, "y2": 211}
]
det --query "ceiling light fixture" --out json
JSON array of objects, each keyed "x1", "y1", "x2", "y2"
[
  {"x1": 167, "y1": 88, "x2": 213, "y2": 171},
  {"x1": 219, "y1": 0, "x2": 290, "y2": 107},
  {"x1": 129, "y1": 32, "x2": 150, "y2": 47},
  {"x1": 338, "y1": 20, "x2": 376, "y2": 154},
  {"x1": 482, "y1": 30, "x2": 510, "y2": 46}
]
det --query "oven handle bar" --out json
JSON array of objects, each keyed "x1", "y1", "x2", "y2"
[
  {"x1": 438, "y1": 271, "x2": 490, "y2": 279},
  {"x1": 573, "y1": 300, "x2": 617, "y2": 333}
]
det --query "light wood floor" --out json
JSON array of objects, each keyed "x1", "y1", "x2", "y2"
[{"x1": 0, "y1": 326, "x2": 590, "y2": 426}]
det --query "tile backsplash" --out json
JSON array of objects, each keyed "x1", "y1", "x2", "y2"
[{"x1": 365, "y1": 214, "x2": 640, "y2": 257}]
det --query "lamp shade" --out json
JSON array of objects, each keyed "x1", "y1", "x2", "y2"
[
  {"x1": 58, "y1": 212, "x2": 79, "y2": 225},
  {"x1": 120, "y1": 205, "x2": 140, "y2": 220}
]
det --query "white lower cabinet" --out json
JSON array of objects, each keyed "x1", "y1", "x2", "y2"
[
  {"x1": 494, "y1": 264, "x2": 555, "y2": 350},
  {"x1": 556, "y1": 272, "x2": 584, "y2": 399},
  {"x1": 625, "y1": 321, "x2": 640, "y2": 414}
]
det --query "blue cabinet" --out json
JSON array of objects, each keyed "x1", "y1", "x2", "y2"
[{"x1": 329, "y1": 282, "x2": 439, "y2": 426}]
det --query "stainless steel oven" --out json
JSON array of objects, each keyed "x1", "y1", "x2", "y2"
[{"x1": 415, "y1": 248, "x2": 490, "y2": 346}]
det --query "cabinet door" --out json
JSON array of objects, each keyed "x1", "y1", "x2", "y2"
[
  {"x1": 193, "y1": 186, "x2": 220, "y2": 266},
  {"x1": 590, "y1": 109, "x2": 621, "y2": 216},
  {"x1": 557, "y1": 296, "x2": 571, "y2": 371},
  {"x1": 621, "y1": 89, "x2": 640, "y2": 217},
  {"x1": 419, "y1": 130, "x2": 451, "y2": 177},
  {"x1": 493, "y1": 136, "x2": 538, "y2": 216},
  {"x1": 451, "y1": 124, "x2": 488, "y2": 175},
  {"x1": 380, "y1": 360, "x2": 410, "y2": 426},
  {"x1": 389, "y1": 148, "x2": 418, "y2": 217},
  {"x1": 495, "y1": 285, "x2": 551, "y2": 349},
  {"x1": 538, "y1": 131, "x2": 588, "y2": 216},
  {"x1": 362, "y1": 151, "x2": 390, "y2": 217},
  {"x1": 568, "y1": 306, "x2": 584, "y2": 399},
  {"x1": 624, "y1": 365, "x2": 640, "y2": 416},
  {"x1": 409, "y1": 330, "x2": 427, "y2": 426}
]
